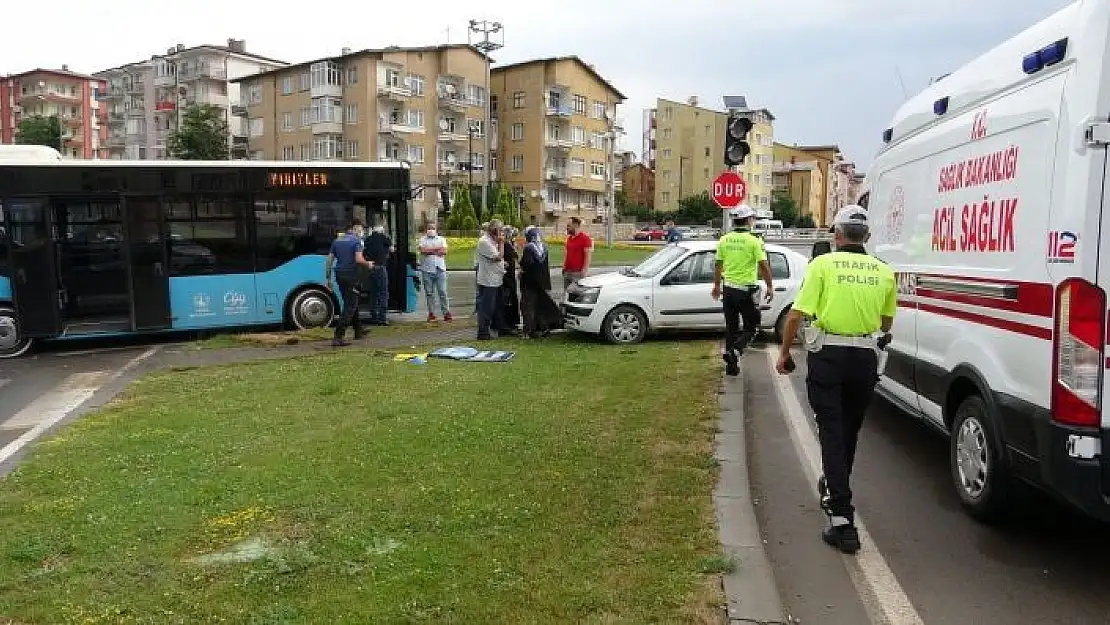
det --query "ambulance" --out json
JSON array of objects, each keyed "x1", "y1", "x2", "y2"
[{"x1": 864, "y1": 0, "x2": 1110, "y2": 523}]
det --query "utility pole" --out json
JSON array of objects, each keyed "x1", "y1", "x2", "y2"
[
  {"x1": 468, "y1": 19, "x2": 503, "y2": 219},
  {"x1": 605, "y1": 109, "x2": 622, "y2": 249}
]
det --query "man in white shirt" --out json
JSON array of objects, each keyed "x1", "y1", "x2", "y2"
[
  {"x1": 475, "y1": 220, "x2": 506, "y2": 340},
  {"x1": 418, "y1": 223, "x2": 452, "y2": 322}
]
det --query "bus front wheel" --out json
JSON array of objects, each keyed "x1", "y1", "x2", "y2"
[
  {"x1": 0, "y1": 306, "x2": 33, "y2": 359},
  {"x1": 287, "y1": 288, "x2": 336, "y2": 331}
]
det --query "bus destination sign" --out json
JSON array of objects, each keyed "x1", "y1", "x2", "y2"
[{"x1": 268, "y1": 172, "x2": 329, "y2": 188}]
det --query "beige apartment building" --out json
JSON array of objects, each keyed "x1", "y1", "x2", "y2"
[
  {"x1": 234, "y1": 44, "x2": 490, "y2": 221},
  {"x1": 491, "y1": 56, "x2": 625, "y2": 226},
  {"x1": 644, "y1": 97, "x2": 775, "y2": 215},
  {"x1": 772, "y1": 143, "x2": 856, "y2": 226}
]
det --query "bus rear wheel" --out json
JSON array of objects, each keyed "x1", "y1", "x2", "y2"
[
  {"x1": 287, "y1": 288, "x2": 335, "y2": 330},
  {"x1": 0, "y1": 306, "x2": 33, "y2": 359}
]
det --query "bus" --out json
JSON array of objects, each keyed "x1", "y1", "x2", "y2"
[{"x1": 0, "y1": 153, "x2": 415, "y2": 358}]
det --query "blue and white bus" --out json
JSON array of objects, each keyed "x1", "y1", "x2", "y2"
[{"x1": 0, "y1": 153, "x2": 415, "y2": 358}]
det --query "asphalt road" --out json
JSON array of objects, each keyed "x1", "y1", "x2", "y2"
[{"x1": 746, "y1": 347, "x2": 1110, "y2": 625}]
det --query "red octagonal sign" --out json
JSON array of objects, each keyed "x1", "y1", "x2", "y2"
[{"x1": 711, "y1": 171, "x2": 747, "y2": 209}]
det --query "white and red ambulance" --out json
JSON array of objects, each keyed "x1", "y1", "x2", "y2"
[{"x1": 864, "y1": 0, "x2": 1110, "y2": 523}]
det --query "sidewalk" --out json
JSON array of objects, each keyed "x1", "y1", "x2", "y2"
[{"x1": 715, "y1": 365, "x2": 789, "y2": 624}]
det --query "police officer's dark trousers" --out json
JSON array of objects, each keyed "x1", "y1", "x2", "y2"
[
  {"x1": 722, "y1": 286, "x2": 760, "y2": 356},
  {"x1": 333, "y1": 269, "x2": 363, "y2": 340},
  {"x1": 806, "y1": 345, "x2": 878, "y2": 524}
]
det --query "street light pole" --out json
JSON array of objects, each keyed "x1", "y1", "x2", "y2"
[
  {"x1": 468, "y1": 19, "x2": 504, "y2": 220},
  {"x1": 604, "y1": 109, "x2": 623, "y2": 249}
]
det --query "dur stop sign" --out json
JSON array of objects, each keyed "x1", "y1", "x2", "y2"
[{"x1": 711, "y1": 171, "x2": 747, "y2": 209}]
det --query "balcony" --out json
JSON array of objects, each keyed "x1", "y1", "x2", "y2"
[
  {"x1": 377, "y1": 117, "x2": 422, "y2": 135},
  {"x1": 178, "y1": 64, "x2": 227, "y2": 82},
  {"x1": 105, "y1": 134, "x2": 126, "y2": 148},
  {"x1": 378, "y1": 82, "x2": 412, "y2": 101},
  {"x1": 311, "y1": 120, "x2": 343, "y2": 135},
  {"x1": 437, "y1": 127, "x2": 469, "y2": 143},
  {"x1": 153, "y1": 74, "x2": 176, "y2": 88},
  {"x1": 437, "y1": 86, "x2": 467, "y2": 111},
  {"x1": 125, "y1": 82, "x2": 145, "y2": 95},
  {"x1": 544, "y1": 136, "x2": 573, "y2": 151},
  {"x1": 543, "y1": 202, "x2": 563, "y2": 214},
  {"x1": 231, "y1": 103, "x2": 248, "y2": 116},
  {"x1": 126, "y1": 107, "x2": 145, "y2": 117},
  {"x1": 19, "y1": 89, "x2": 80, "y2": 104},
  {"x1": 184, "y1": 93, "x2": 229, "y2": 109},
  {"x1": 311, "y1": 81, "x2": 343, "y2": 99},
  {"x1": 545, "y1": 104, "x2": 572, "y2": 117},
  {"x1": 154, "y1": 100, "x2": 176, "y2": 112},
  {"x1": 544, "y1": 169, "x2": 569, "y2": 184}
]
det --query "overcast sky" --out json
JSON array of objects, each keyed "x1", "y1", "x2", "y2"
[{"x1": 4, "y1": 0, "x2": 1074, "y2": 171}]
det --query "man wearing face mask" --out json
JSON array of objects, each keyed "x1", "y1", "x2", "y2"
[
  {"x1": 417, "y1": 222, "x2": 452, "y2": 322},
  {"x1": 364, "y1": 220, "x2": 395, "y2": 325},
  {"x1": 325, "y1": 220, "x2": 372, "y2": 347}
]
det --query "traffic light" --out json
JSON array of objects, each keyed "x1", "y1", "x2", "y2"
[{"x1": 724, "y1": 114, "x2": 753, "y2": 167}]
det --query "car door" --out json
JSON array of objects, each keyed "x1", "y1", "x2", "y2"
[
  {"x1": 652, "y1": 251, "x2": 721, "y2": 328},
  {"x1": 762, "y1": 250, "x2": 799, "y2": 326}
]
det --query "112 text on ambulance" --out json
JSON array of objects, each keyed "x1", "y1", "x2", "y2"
[{"x1": 931, "y1": 145, "x2": 1020, "y2": 252}]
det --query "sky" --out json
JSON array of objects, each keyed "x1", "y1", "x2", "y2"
[{"x1": 3, "y1": 0, "x2": 1075, "y2": 171}]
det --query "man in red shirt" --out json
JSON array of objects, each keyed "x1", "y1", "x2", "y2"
[{"x1": 562, "y1": 216, "x2": 593, "y2": 290}]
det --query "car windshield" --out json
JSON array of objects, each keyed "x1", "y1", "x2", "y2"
[{"x1": 626, "y1": 245, "x2": 689, "y2": 278}]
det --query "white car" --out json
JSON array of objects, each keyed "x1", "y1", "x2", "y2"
[{"x1": 563, "y1": 241, "x2": 808, "y2": 345}]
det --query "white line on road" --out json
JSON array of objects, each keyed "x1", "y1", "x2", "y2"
[
  {"x1": 0, "y1": 346, "x2": 159, "y2": 466},
  {"x1": 763, "y1": 348, "x2": 924, "y2": 625}
]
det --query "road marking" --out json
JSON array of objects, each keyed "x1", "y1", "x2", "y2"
[
  {"x1": 0, "y1": 346, "x2": 158, "y2": 466},
  {"x1": 763, "y1": 348, "x2": 924, "y2": 625}
]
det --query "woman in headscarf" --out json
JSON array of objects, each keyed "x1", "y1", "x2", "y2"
[
  {"x1": 519, "y1": 226, "x2": 562, "y2": 338},
  {"x1": 498, "y1": 226, "x2": 522, "y2": 334}
]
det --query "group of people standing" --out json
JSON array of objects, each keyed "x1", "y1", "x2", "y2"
[
  {"x1": 474, "y1": 220, "x2": 563, "y2": 340},
  {"x1": 326, "y1": 219, "x2": 395, "y2": 347}
]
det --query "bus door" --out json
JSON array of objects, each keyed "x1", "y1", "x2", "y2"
[
  {"x1": 360, "y1": 197, "x2": 410, "y2": 312},
  {"x1": 123, "y1": 196, "x2": 171, "y2": 330},
  {"x1": 3, "y1": 197, "x2": 61, "y2": 337}
]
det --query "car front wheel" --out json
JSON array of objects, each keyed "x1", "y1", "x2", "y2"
[{"x1": 602, "y1": 305, "x2": 647, "y2": 345}]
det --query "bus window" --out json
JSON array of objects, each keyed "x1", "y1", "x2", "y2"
[
  {"x1": 166, "y1": 198, "x2": 253, "y2": 275},
  {"x1": 255, "y1": 198, "x2": 351, "y2": 272},
  {"x1": 0, "y1": 202, "x2": 8, "y2": 278}
]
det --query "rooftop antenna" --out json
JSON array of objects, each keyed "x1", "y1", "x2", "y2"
[{"x1": 894, "y1": 66, "x2": 909, "y2": 100}]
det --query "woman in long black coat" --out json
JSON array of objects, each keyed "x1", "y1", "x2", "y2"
[{"x1": 519, "y1": 226, "x2": 563, "y2": 338}]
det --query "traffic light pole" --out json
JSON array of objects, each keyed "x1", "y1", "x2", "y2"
[{"x1": 721, "y1": 111, "x2": 753, "y2": 234}]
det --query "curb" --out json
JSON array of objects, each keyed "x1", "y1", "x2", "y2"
[{"x1": 715, "y1": 369, "x2": 789, "y2": 625}]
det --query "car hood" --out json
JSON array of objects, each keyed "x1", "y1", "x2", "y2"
[{"x1": 576, "y1": 270, "x2": 645, "y2": 289}]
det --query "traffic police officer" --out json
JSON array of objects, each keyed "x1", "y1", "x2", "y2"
[
  {"x1": 775, "y1": 205, "x2": 897, "y2": 554},
  {"x1": 325, "y1": 219, "x2": 372, "y2": 347},
  {"x1": 712, "y1": 204, "x2": 773, "y2": 377}
]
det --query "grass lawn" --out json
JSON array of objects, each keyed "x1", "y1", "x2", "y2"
[
  {"x1": 445, "y1": 245, "x2": 655, "y2": 271},
  {"x1": 195, "y1": 320, "x2": 476, "y2": 350},
  {"x1": 0, "y1": 337, "x2": 728, "y2": 624}
]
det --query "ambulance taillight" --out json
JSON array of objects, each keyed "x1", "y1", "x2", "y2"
[{"x1": 1051, "y1": 279, "x2": 1106, "y2": 428}]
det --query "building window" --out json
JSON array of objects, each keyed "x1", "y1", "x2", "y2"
[
  {"x1": 281, "y1": 146, "x2": 295, "y2": 160},
  {"x1": 345, "y1": 103, "x2": 358, "y2": 124},
  {"x1": 572, "y1": 94, "x2": 587, "y2": 115},
  {"x1": 590, "y1": 162, "x2": 606, "y2": 178},
  {"x1": 310, "y1": 61, "x2": 341, "y2": 87},
  {"x1": 660, "y1": 170, "x2": 671, "y2": 182},
  {"x1": 704, "y1": 146, "x2": 710, "y2": 157},
  {"x1": 589, "y1": 132, "x2": 604, "y2": 150},
  {"x1": 299, "y1": 73, "x2": 310, "y2": 91},
  {"x1": 572, "y1": 126, "x2": 585, "y2": 145},
  {"x1": 406, "y1": 109, "x2": 425, "y2": 129},
  {"x1": 300, "y1": 108, "x2": 310, "y2": 127},
  {"x1": 512, "y1": 91, "x2": 525, "y2": 108},
  {"x1": 310, "y1": 97, "x2": 342, "y2": 123},
  {"x1": 470, "y1": 153, "x2": 486, "y2": 171},
  {"x1": 282, "y1": 112, "x2": 293, "y2": 131},
  {"x1": 490, "y1": 153, "x2": 498, "y2": 172},
  {"x1": 300, "y1": 144, "x2": 309, "y2": 160},
  {"x1": 511, "y1": 122, "x2": 524, "y2": 141},
  {"x1": 281, "y1": 77, "x2": 294, "y2": 95},
  {"x1": 247, "y1": 83, "x2": 262, "y2": 105},
  {"x1": 511, "y1": 154, "x2": 523, "y2": 172},
  {"x1": 662, "y1": 128, "x2": 672, "y2": 139},
  {"x1": 407, "y1": 74, "x2": 425, "y2": 96},
  {"x1": 570, "y1": 158, "x2": 586, "y2": 177},
  {"x1": 347, "y1": 140, "x2": 359, "y2": 159},
  {"x1": 662, "y1": 148, "x2": 672, "y2": 158},
  {"x1": 467, "y1": 84, "x2": 486, "y2": 106},
  {"x1": 346, "y1": 65, "x2": 358, "y2": 85},
  {"x1": 248, "y1": 118, "x2": 264, "y2": 137},
  {"x1": 662, "y1": 191, "x2": 671, "y2": 203},
  {"x1": 592, "y1": 101, "x2": 606, "y2": 119},
  {"x1": 312, "y1": 134, "x2": 344, "y2": 160},
  {"x1": 664, "y1": 107, "x2": 674, "y2": 121},
  {"x1": 408, "y1": 145, "x2": 425, "y2": 163},
  {"x1": 467, "y1": 119, "x2": 485, "y2": 137}
]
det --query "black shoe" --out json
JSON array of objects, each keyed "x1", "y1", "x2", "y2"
[
  {"x1": 723, "y1": 350, "x2": 740, "y2": 377},
  {"x1": 353, "y1": 331, "x2": 368, "y2": 340},
  {"x1": 332, "y1": 338, "x2": 351, "y2": 347},
  {"x1": 371, "y1": 320, "x2": 390, "y2": 327},
  {"x1": 476, "y1": 335, "x2": 493, "y2": 341},
  {"x1": 822, "y1": 524, "x2": 861, "y2": 554}
]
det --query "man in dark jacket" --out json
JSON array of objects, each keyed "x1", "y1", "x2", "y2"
[{"x1": 364, "y1": 222, "x2": 393, "y2": 325}]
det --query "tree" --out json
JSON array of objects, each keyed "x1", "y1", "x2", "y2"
[
  {"x1": 168, "y1": 104, "x2": 230, "y2": 160},
  {"x1": 770, "y1": 191, "x2": 800, "y2": 228},
  {"x1": 795, "y1": 214, "x2": 816, "y2": 229},
  {"x1": 488, "y1": 184, "x2": 522, "y2": 228},
  {"x1": 445, "y1": 183, "x2": 478, "y2": 232},
  {"x1": 675, "y1": 192, "x2": 720, "y2": 226},
  {"x1": 16, "y1": 115, "x2": 61, "y2": 150}
]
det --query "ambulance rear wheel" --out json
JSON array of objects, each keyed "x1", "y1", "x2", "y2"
[{"x1": 950, "y1": 394, "x2": 1012, "y2": 524}]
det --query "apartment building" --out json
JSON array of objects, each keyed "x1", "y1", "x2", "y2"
[
  {"x1": 94, "y1": 39, "x2": 286, "y2": 160},
  {"x1": 643, "y1": 97, "x2": 775, "y2": 215},
  {"x1": 491, "y1": 56, "x2": 625, "y2": 226},
  {"x1": 234, "y1": 44, "x2": 489, "y2": 222},
  {"x1": 621, "y1": 163, "x2": 655, "y2": 210},
  {"x1": 0, "y1": 67, "x2": 108, "y2": 158},
  {"x1": 772, "y1": 157, "x2": 824, "y2": 223},
  {"x1": 772, "y1": 143, "x2": 853, "y2": 226}
]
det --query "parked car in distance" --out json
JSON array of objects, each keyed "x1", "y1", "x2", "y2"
[
  {"x1": 563, "y1": 240, "x2": 807, "y2": 344},
  {"x1": 632, "y1": 226, "x2": 666, "y2": 241}
]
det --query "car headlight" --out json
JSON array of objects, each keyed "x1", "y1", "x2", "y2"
[{"x1": 569, "y1": 285, "x2": 601, "y2": 305}]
